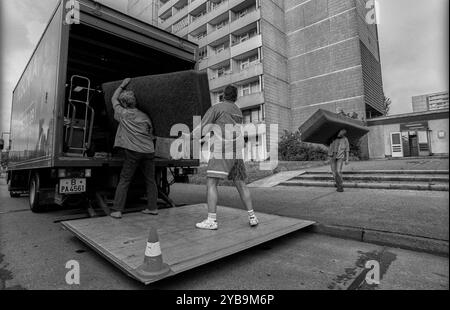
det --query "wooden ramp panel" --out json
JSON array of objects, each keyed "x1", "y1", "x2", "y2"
[{"x1": 62, "y1": 204, "x2": 315, "y2": 285}]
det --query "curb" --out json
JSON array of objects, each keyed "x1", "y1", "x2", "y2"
[
  {"x1": 296, "y1": 175, "x2": 449, "y2": 182},
  {"x1": 305, "y1": 170, "x2": 450, "y2": 175},
  {"x1": 280, "y1": 181, "x2": 449, "y2": 191},
  {"x1": 308, "y1": 223, "x2": 449, "y2": 257}
]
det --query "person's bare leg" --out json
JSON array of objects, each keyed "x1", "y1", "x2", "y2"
[
  {"x1": 234, "y1": 180, "x2": 253, "y2": 212},
  {"x1": 196, "y1": 177, "x2": 220, "y2": 230},
  {"x1": 234, "y1": 180, "x2": 258, "y2": 227},
  {"x1": 207, "y1": 177, "x2": 219, "y2": 214}
]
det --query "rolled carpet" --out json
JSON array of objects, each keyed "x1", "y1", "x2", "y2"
[
  {"x1": 102, "y1": 70, "x2": 212, "y2": 138},
  {"x1": 299, "y1": 109, "x2": 370, "y2": 146}
]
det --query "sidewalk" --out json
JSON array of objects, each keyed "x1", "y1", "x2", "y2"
[
  {"x1": 171, "y1": 184, "x2": 449, "y2": 255},
  {"x1": 309, "y1": 157, "x2": 449, "y2": 173}
]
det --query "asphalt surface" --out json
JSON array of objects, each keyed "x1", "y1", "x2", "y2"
[
  {"x1": 170, "y1": 184, "x2": 449, "y2": 242},
  {"x1": 0, "y1": 178, "x2": 448, "y2": 290}
]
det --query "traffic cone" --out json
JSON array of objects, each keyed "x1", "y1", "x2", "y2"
[{"x1": 135, "y1": 227, "x2": 171, "y2": 281}]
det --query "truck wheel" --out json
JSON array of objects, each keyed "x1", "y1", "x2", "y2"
[{"x1": 29, "y1": 174, "x2": 44, "y2": 213}]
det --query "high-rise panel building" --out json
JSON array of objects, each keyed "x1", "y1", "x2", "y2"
[
  {"x1": 412, "y1": 91, "x2": 449, "y2": 112},
  {"x1": 128, "y1": 0, "x2": 160, "y2": 26},
  {"x1": 129, "y1": 0, "x2": 385, "y2": 155}
]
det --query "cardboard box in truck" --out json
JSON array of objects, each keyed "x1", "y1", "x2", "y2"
[{"x1": 6, "y1": 0, "x2": 204, "y2": 212}]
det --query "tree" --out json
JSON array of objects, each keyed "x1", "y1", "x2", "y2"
[{"x1": 383, "y1": 96, "x2": 392, "y2": 116}]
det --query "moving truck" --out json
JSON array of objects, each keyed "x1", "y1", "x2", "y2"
[{"x1": 4, "y1": 0, "x2": 201, "y2": 212}]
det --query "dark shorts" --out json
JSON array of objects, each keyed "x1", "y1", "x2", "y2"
[{"x1": 207, "y1": 159, "x2": 247, "y2": 181}]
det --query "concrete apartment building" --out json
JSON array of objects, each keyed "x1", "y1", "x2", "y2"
[
  {"x1": 128, "y1": 0, "x2": 385, "y2": 156},
  {"x1": 127, "y1": 0, "x2": 160, "y2": 25}
]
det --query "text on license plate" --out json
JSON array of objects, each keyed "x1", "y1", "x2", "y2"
[{"x1": 60, "y1": 178, "x2": 86, "y2": 194}]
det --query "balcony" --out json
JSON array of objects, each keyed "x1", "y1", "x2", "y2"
[
  {"x1": 159, "y1": 0, "x2": 177, "y2": 16},
  {"x1": 209, "y1": 73, "x2": 233, "y2": 91},
  {"x1": 231, "y1": 34, "x2": 262, "y2": 58},
  {"x1": 232, "y1": 62, "x2": 263, "y2": 84},
  {"x1": 230, "y1": 9, "x2": 260, "y2": 33},
  {"x1": 189, "y1": 13, "x2": 208, "y2": 31},
  {"x1": 198, "y1": 58, "x2": 209, "y2": 71},
  {"x1": 207, "y1": 48, "x2": 231, "y2": 67},
  {"x1": 236, "y1": 92, "x2": 265, "y2": 110},
  {"x1": 192, "y1": 35, "x2": 208, "y2": 47},
  {"x1": 207, "y1": 24, "x2": 230, "y2": 44},
  {"x1": 174, "y1": 25, "x2": 190, "y2": 37},
  {"x1": 161, "y1": 6, "x2": 189, "y2": 30},
  {"x1": 207, "y1": 0, "x2": 229, "y2": 22},
  {"x1": 189, "y1": 0, "x2": 207, "y2": 13},
  {"x1": 209, "y1": 62, "x2": 263, "y2": 90}
]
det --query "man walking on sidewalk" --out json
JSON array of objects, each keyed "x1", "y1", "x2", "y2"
[
  {"x1": 110, "y1": 78, "x2": 159, "y2": 219},
  {"x1": 328, "y1": 129, "x2": 350, "y2": 192},
  {"x1": 195, "y1": 85, "x2": 259, "y2": 230}
]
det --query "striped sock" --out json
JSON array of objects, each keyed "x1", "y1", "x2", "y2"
[
  {"x1": 248, "y1": 210, "x2": 256, "y2": 219},
  {"x1": 208, "y1": 213, "x2": 217, "y2": 222}
]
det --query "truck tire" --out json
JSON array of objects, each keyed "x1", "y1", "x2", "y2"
[{"x1": 29, "y1": 174, "x2": 44, "y2": 213}]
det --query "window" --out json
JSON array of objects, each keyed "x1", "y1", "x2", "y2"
[
  {"x1": 215, "y1": 92, "x2": 224, "y2": 103},
  {"x1": 239, "y1": 54, "x2": 259, "y2": 70},
  {"x1": 239, "y1": 9, "x2": 248, "y2": 18},
  {"x1": 242, "y1": 106, "x2": 263, "y2": 124},
  {"x1": 240, "y1": 80, "x2": 260, "y2": 97},
  {"x1": 239, "y1": 33, "x2": 250, "y2": 43},
  {"x1": 215, "y1": 20, "x2": 228, "y2": 30},
  {"x1": 241, "y1": 84, "x2": 251, "y2": 96},
  {"x1": 211, "y1": 0, "x2": 225, "y2": 11},
  {"x1": 217, "y1": 66, "x2": 230, "y2": 77},
  {"x1": 215, "y1": 44, "x2": 226, "y2": 54},
  {"x1": 198, "y1": 47, "x2": 207, "y2": 60}
]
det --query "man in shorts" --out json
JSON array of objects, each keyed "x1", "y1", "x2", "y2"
[{"x1": 196, "y1": 85, "x2": 259, "y2": 230}]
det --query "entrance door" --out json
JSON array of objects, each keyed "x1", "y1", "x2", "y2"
[
  {"x1": 390, "y1": 132, "x2": 404, "y2": 157},
  {"x1": 409, "y1": 133, "x2": 419, "y2": 157},
  {"x1": 418, "y1": 131, "x2": 431, "y2": 156}
]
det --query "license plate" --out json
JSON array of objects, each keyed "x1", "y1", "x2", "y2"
[{"x1": 59, "y1": 178, "x2": 86, "y2": 194}]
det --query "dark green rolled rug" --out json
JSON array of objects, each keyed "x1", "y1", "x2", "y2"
[{"x1": 102, "y1": 70, "x2": 212, "y2": 138}]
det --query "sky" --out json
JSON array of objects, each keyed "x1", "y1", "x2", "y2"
[{"x1": 0, "y1": 0, "x2": 448, "y2": 134}]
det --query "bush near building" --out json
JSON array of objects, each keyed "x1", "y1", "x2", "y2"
[{"x1": 279, "y1": 131, "x2": 362, "y2": 161}]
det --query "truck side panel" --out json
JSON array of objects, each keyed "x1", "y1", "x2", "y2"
[{"x1": 9, "y1": 3, "x2": 63, "y2": 170}]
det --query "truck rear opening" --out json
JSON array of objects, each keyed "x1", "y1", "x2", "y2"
[
  {"x1": 7, "y1": 0, "x2": 202, "y2": 212},
  {"x1": 64, "y1": 23, "x2": 195, "y2": 157}
]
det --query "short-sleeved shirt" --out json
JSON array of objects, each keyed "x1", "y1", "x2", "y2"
[
  {"x1": 329, "y1": 137, "x2": 350, "y2": 159},
  {"x1": 113, "y1": 105, "x2": 155, "y2": 154},
  {"x1": 201, "y1": 102, "x2": 244, "y2": 158}
]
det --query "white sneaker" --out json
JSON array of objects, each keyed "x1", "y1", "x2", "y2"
[
  {"x1": 196, "y1": 219, "x2": 218, "y2": 230},
  {"x1": 249, "y1": 216, "x2": 259, "y2": 227}
]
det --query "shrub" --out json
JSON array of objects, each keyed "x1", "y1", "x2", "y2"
[
  {"x1": 279, "y1": 131, "x2": 363, "y2": 161},
  {"x1": 279, "y1": 131, "x2": 329, "y2": 161}
]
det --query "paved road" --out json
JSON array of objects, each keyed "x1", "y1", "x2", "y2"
[
  {"x1": 170, "y1": 184, "x2": 449, "y2": 241},
  {"x1": 0, "y1": 179, "x2": 448, "y2": 290}
]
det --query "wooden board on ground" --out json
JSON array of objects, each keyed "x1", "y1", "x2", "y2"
[{"x1": 61, "y1": 204, "x2": 315, "y2": 285}]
